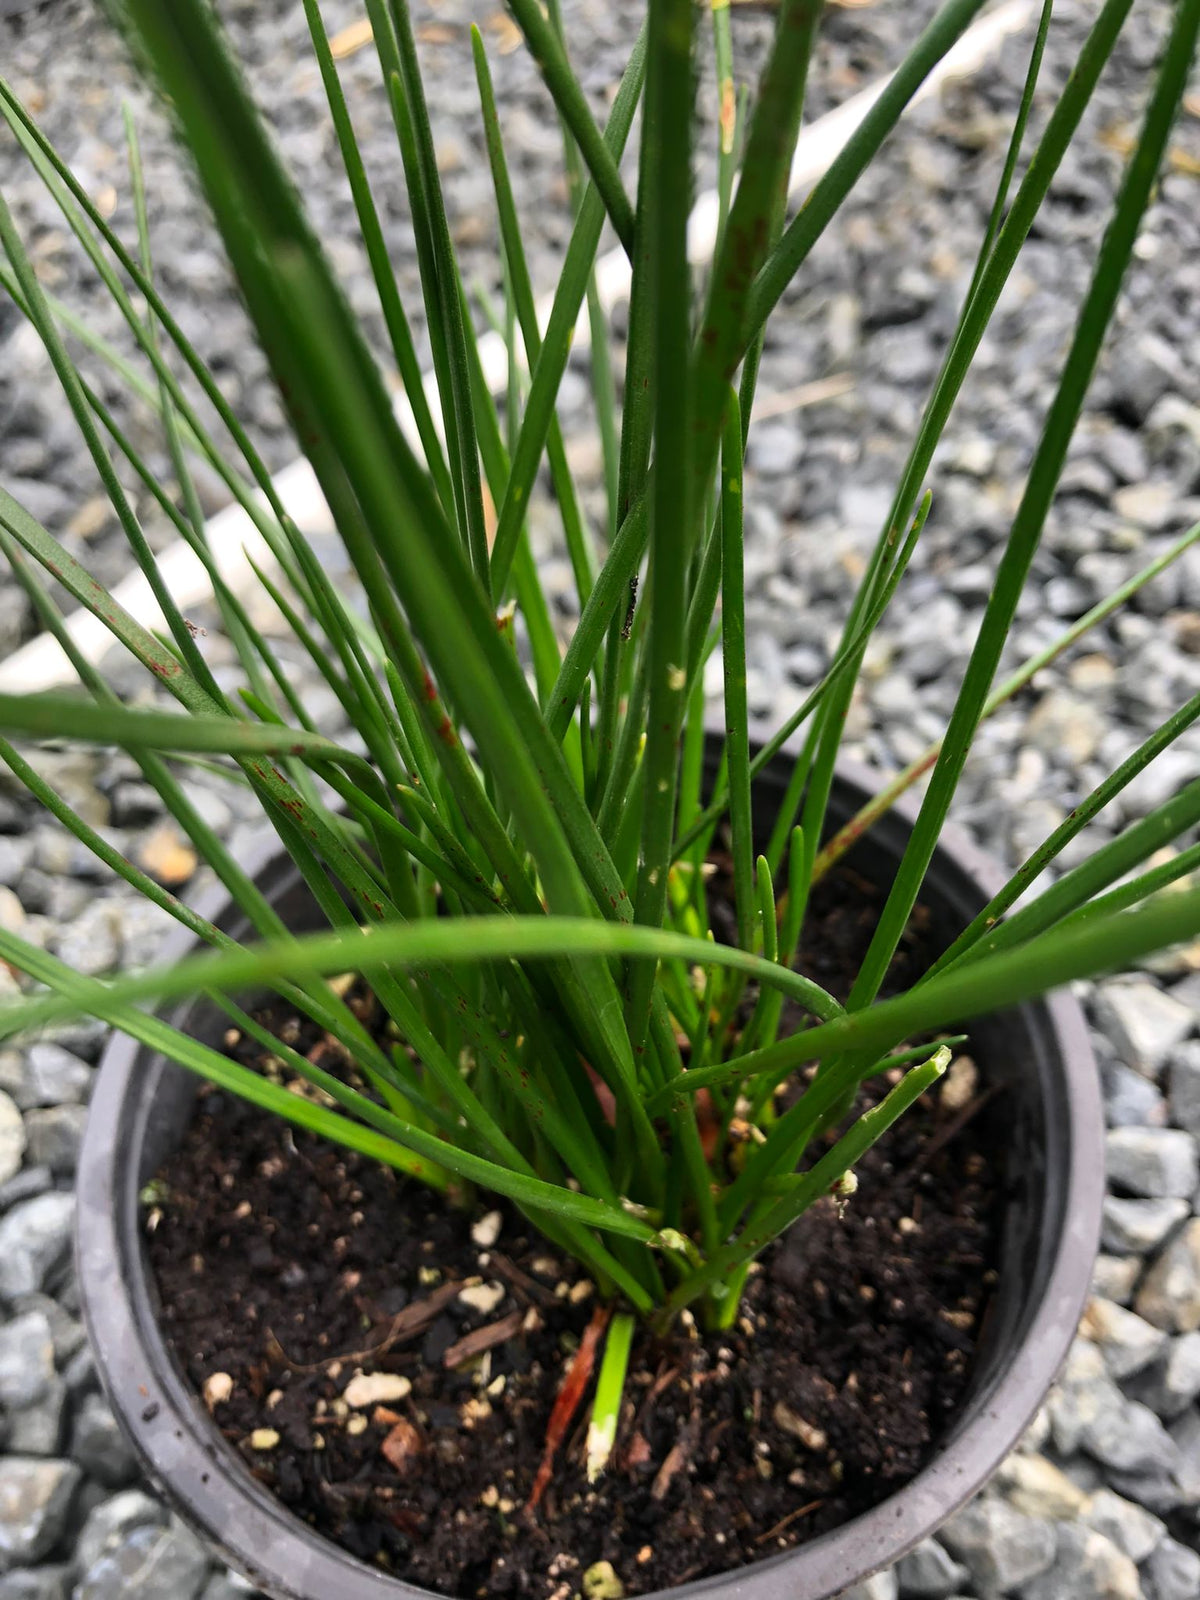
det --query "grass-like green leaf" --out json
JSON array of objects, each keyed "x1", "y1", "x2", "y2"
[
  {"x1": 814, "y1": 515, "x2": 1200, "y2": 880},
  {"x1": 847, "y1": 0, "x2": 1198, "y2": 1011},
  {"x1": 3, "y1": 0, "x2": 1198, "y2": 1343},
  {"x1": 719, "y1": 392, "x2": 754, "y2": 951},
  {"x1": 488, "y1": 24, "x2": 647, "y2": 594},
  {"x1": 686, "y1": 0, "x2": 822, "y2": 541},
  {"x1": 747, "y1": 0, "x2": 990, "y2": 336},
  {"x1": 504, "y1": 0, "x2": 636, "y2": 252},
  {"x1": 301, "y1": 0, "x2": 454, "y2": 515},
  {"x1": 623, "y1": 0, "x2": 698, "y2": 1055},
  {"x1": 927, "y1": 689, "x2": 1200, "y2": 981}
]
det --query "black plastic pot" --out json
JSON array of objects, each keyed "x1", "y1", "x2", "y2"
[{"x1": 77, "y1": 747, "x2": 1104, "y2": 1600}]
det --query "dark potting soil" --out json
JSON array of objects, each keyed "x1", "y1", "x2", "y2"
[{"x1": 145, "y1": 871, "x2": 1006, "y2": 1599}]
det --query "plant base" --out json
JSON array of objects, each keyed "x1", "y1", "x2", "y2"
[
  {"x1": 76, "y1": 756, "x2": 1104, "y2": 1600},
  {"x1": 143, "y1": 913, "x2": 1005, "y2": 1597}
]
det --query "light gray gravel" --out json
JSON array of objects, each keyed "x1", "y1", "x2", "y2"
[
  {"x1": 73, "y1": 1516, "x2": 211, "y2": 1600},
  {"x1": 1085, "y1": 1490, "x2": 1168, "y2": 1567},
  {"x1": 0, "y1": 1194, "x2": 74, "y2": 1305},
  {"x1": 0, "y1": 0, "x2": 940, "y2": 648},
  {"x1": 896, "y1": 1539, "x2": 970, "y2": 1598},
  {"x1": 1146, "y1": 1536, "x2": 1200, "y2": 1600},
  {"x1": 0, "y1": 1457, "x2": 81, "y2": 1571},
  {"x1": 69, "y1": 1491, "x2": 165, "y2": 1577},
  {"x1": 1096, "y1": 984, "x2": 1198, "y2": 1080},
  {"x1": 1081, "y1": 1298, "x2": 1169, "y2": 1383},
  {"x1": 1106, "y1": 1128, "x2": 1200, "y2": 1201},
  {"x1": 939, "y1": 1497, "x2": 1059, "y2": 1593},
  {"x1": 3, "y1": 1, "x2": 1200, "y2": 1598},
  {"x1": 66, "y1": 1396, "x2": 135, "y2": 1495},
  {"x1": 1136, "y1": 1221, "x2": 1200, "y2": 1334},
  {"x1": 1103, "y1": 1197, "x2": 1192, "y2": 1257},
  {"x1": 1104, "y1": 1061, "x2": 1169, "y2": 1130},
  {"x1": 1130, "y1": 1330, "x2": 1200, "y2": 1421},
  {"x1": 1020, "y1": 1523, "x2": 1142, "y2": 1600},
  {"x1": 839, "y1": 1573, "x2": 900, "y2": 1600},
  {"x1": 0, "y1": 1095, "x2": 25, "y2": 1186}
]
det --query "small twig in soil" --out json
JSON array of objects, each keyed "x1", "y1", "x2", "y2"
[
  {"x1": 317, "y1": 1477, "x2": 375, "y2": 1504},
  {"x1": 527, "y1": 1303, "x2": 610, "y2": 1512},
  {"x1": 266, "y1": 1280, "x2": 462, "y2": 1373},
  {"x1": 443, "y1": 1310, "x2": 524, "y2": 1369},
  {"x1": 488, "y1": 1250, "x2": 559, "y2": 1308},
  {"x1": 650, "y1": 1408, "x2": 700, "y2": 1502},
  {"x1": 754, "y1": 1499, "x2": 825, "y2": 1544},
  {"x1": 910, "y1": 1086, "x2": 1001, "y2": 1175},
  {"x1": 632, "y1": 1362, "x2": 681, "y2": 1436}
]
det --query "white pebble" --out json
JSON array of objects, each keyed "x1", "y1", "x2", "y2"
[
  {"x1": 342, "y1": 1371, "x2": 413, "y2": 1408},
  {"x1": 459, "y1": 1281, "x2": 506, "y2": 1315},
  {"x1": 471, "y1": 1210, "x2": 503, "y2": 1249}
]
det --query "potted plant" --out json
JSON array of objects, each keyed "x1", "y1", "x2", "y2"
[{"x1": 0, "y1": 0, "x2": 1198, "y2": 1595}]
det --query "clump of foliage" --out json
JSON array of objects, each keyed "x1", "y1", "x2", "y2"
[{"x1": 0, "y1": 0, "x2": 1199, "y2": 1442}]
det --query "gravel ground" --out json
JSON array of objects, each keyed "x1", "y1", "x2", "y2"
[
  {"x1": 0, "y1": 0, "x2": 939, "y2": 646},
  {"x1": 3, "y1": 1, "x2": 1200, "y2": 1597}
]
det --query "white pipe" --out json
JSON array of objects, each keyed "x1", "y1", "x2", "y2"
[{"x1": 0, "y1": 0, "x2": 1032, "y2": 693}]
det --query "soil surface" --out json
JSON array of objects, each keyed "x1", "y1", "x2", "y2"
[{"x1": 146, "y1": 873, "x2": 1006, "y2": 1599}]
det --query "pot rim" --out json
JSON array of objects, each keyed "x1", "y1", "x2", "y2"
[{"x1": 76, "y1": 746, "x2": 1104, "y2": 1600}]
